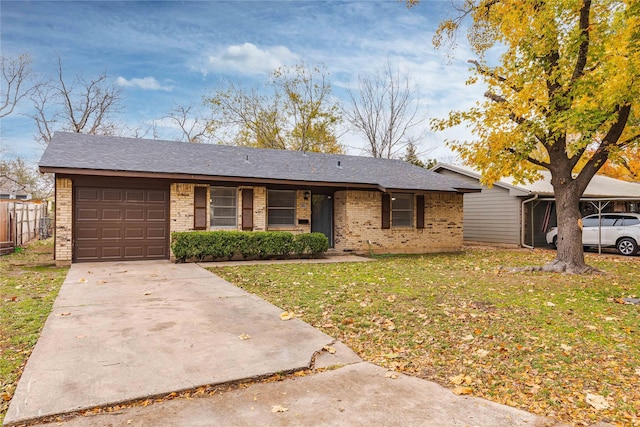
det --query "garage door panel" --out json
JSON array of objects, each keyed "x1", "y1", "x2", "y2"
[
  {"x1": 101, "y1": 246, "x2": 124, "y2": 259},
  {"x1": 146, "y1": 245, "x2": 166, "y2": 257},
  {"x1": 76, "y1": 227, "x2": 99, "y2": 240},
  {"x1": 101, "y1": 189, "x2": 124, "y2": 202},
  {"x1": 77, "y1": 208, "x2": 99, "y2": 220},
  {"x1": 124, "y1": 227, "x2": 145, "y2": 239},
  {"x1": 147, "y1": 190, "x2": 167, "y2": 203},
  {"x1": 101, "y1": 228, "x2": 122, "y2": 239},
  {"x1": 147, "y1": 209, "x2": 166, "y2": 220},
  {"x1": 77, "y1": 188, "x2": 100, "y2": 201},
  {"x1": 125, "y1": 209, "x2": 145, "y2": 220},
  {"x1": 125, "y1": 190, "x2": 145, "y2": 202},
  {"x1": 74, "y1": 185, "x2": 168, "y2": 262},
  {"x1": 102, "y1": 208, "x2": 123, "y2": 220},
  {"x1": 147, "y1": 227, "x2": 166, "y2": 239},
  {"x1": 124, "y1": 246, "x2": 144, "y2": 258}
]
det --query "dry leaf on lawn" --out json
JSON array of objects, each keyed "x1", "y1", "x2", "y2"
[
  {"x1": 271, "y1": 405, "x2": 288, "y2": 413},
  {"x1": 585, "y1": 393, "x2": 610, "y2": 410}
]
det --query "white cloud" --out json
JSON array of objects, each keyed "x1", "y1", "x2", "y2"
[
  {"x1": 116, "y1": 76, "x2": 174, "y2": 92},
  {"x1": 199, "y1": 43, "x2": 299, "y2": 76}
]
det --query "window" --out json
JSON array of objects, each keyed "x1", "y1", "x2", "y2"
[
  {"x1": 210, "y1": 187, "x2": 237, "y2": 228},
  {"x1": 268, "y1": 190, "x2": 296, "y2": 227},
  {"x1": 622, "y1": 216, "x2": 640, "y2": 226},
  {"x1": 392, "y1": 194, "x2": 413, "y2": 227}
]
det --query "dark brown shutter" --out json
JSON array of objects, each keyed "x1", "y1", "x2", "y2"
[
  {"x1": 194, "y1": 187, "x2": 207, "y2": 230},
  {"x1": 242, "y1": 188, "x2": 254, "y2": 231},
  {"x1": 382, "y1": 193, "x2": 391, "y2": 229},
  {"x1": 416, "y1": 194, "x2": 425, "y2": 229}
]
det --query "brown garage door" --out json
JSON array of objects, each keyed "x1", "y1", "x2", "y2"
[{"x1": 74, "y1": 186, "x2": 169, "y2": 262}]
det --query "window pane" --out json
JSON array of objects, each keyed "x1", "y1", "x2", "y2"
[
  {"x1": 268, "y1": 190, "x2": 296, "y2": 208},
  {"x1": 392, "y1": 194, "x2": 413, "y2": 227},
  {"x1": 393, "y1": 195, "x2": 412, "y2": 210},
  {"x1": 582, "y1": 217, "x2": 598, "y2": 227},
  {"x1": 623, "y1": 217, "x2": 640, "y2": 226},
  {"x1": 268, "y1": 190, "x2": 296, "y2": 226},
  {"x1": 210, "y1": 186, "x2": 237, "y2": 228},
  {"x1": 393, "y1": 211, "x2": 412, "y2": 227}
]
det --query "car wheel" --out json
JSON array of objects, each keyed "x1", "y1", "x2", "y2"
[
  {"x1": 616, "y1": 238, "x2": 638, "y2": 256},
  {"x1": 552, "y1": 236, "x2": 558, "y2": 249}
]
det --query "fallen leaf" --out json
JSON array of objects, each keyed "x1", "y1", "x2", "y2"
[
  {"x1": 323, "y1": 345, "x2": 336, "y2": 354},
  {"x1": 56, "y1": 312, "x2": 71, "y2": 317},
  {"x1": 560, "y1": 344, "x2": 573, "y2": 352},
  {"x1": 271, "y1": 405, "x2": 288, "y2": 413},
  {"x1": 279, "y1": 311, "x2": 294, "y2": 321},
  {"x1": 449, "y1": 374, "x2": 472, "y2": 385},
  {"x1": 461, "y1": 334, "x2": 474, "y2": 341},
  {"x1": 97, "y1": 280, "x2": 107, "y2": 285},
  {"x1": 386, "y1": 295, "x2": 396, "y2": 302},
  {"x1": 604, "y1": 316, "x2": 617, "y2": 321},
  {"x1": 585, "y1": 393, "x2": 610, "y2": 410},
  {"x1": 452, "y1": 386, "x2": 473, "y2": 395},
  {"x1": 78, "y1": 278, "x2": 88, "y2": 283},
  {"x1": 239, "y1": 333, "x2": 251, "y2": 340},
  {"x1": 143, "y1": 291, "x2": 152, "y2": 296},
  {"x1": 634, "y1": 367, "x2": 640, "y2": 376},
  {"x1": 385, "y1": 371, "x2": 398, "y2": 379},
  {"x1": 545, "y1": 301, "x2": 556, "y2": 307},
  {"x1": 475, "y1": 349, "x2": 490, "y2": 358}
]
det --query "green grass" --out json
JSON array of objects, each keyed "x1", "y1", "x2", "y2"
[
  {"x1": 213, "y1": 249, "x2": 640, "y2": 426},
  {"x1": 0, "y1": 239, "x2": 68, "y2": 424}
]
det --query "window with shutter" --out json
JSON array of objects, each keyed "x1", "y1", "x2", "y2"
[{"x1": 210, "y1": 187, "x2": 237, "y2": 228}]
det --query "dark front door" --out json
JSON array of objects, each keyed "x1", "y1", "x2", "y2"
[{"x1": 311, "y1": 194, "x2": 333, "y2": 247}]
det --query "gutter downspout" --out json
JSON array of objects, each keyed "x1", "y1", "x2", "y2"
[{"x1": 521, "y1": 194, "x2": 539, "y2": 249}]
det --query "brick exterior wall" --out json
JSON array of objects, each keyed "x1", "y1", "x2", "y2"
[
  {"x1": 55, "y1": 177, "x2": 463, "y2": 263},
  {"x1": 54, "y1": 177, "x2": 73, "y2": 265},
  {"x1": 333, "y1": 190, "x2": 463, "y2": 254}
]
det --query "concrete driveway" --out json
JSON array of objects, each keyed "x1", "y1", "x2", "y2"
[{"x1": 5, "y1": 260, "x2": 567, "y2": 427}]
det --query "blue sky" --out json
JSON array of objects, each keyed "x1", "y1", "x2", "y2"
[{"x1": 0, "y1": 0, "x2": 483, "y2": 164}]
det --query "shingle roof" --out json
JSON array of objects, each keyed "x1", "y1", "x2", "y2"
[
  {"x1": 39, "y1": 132, "x2": 479, "y2": 193},
  {"x1": 433, "y1": 163, "x2": 640, "y2": 198}
]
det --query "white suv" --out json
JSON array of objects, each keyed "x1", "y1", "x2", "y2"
[{"x1": 546, "y1": 213, "x2": 640, "y2": 256}]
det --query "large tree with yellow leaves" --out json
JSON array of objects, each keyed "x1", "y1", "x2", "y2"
[{"x1": 429, "y1": 0, "x2": 640, "y2": 272}]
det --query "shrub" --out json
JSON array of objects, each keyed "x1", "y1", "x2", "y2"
[
  {"x1": 171, "y1": 230, "x2": 328, "y2": 262},
  {"x1": 294, "y1": 233, "x2": 329, "y2": 257}
]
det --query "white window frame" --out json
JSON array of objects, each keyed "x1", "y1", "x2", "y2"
[{"x1": 210, "y1": 186, "x2": 237, "y2": 228}]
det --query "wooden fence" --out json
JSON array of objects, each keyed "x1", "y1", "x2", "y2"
[{"x1": 0, "y1": 201, "x2": 49, "y2": 255}]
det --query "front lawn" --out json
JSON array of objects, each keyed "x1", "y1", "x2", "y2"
[
  {"x1": 0, "y1": 240, "x2": 68, "y2": 424},
  {"x1": 213, "y1": 249, "x2": 639, "y2": 426}
]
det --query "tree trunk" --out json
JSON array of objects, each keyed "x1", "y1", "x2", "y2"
[{"x1": 545, "y1": 175, "x2": 597, "y2": 274}]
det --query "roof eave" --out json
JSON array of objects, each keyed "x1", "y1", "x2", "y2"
[{"x1": 41, "y1": 166, "x2": 390, "y2": 192}]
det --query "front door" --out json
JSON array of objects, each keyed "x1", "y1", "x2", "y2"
[{"x1": 311, "y1": 194, "x2": 333, "y2": 247}]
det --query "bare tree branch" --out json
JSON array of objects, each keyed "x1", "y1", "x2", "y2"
[{"x1": 346, "y1": 60, "x2": 425, "y2": 158}]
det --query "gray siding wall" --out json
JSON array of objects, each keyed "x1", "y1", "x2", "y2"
[{"x1": 438, "y1": 170, "x2": 522, "y2": 245}]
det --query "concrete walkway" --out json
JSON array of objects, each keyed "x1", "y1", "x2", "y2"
[{"x1": 6, "y1": 259, "x2": 565, "y2": 427}]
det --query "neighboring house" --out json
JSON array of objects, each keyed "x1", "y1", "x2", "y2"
[
  {"x1": 39, "y1": 132, "x2": 480, "y2": 264},
  {"x1": 433, "y1": 163, "x2": 640, "y2": 248}
]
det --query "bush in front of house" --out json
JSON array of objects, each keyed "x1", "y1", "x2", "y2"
[{"x1": 171, "y1": 230, "x2": 329, "y2": 262}]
